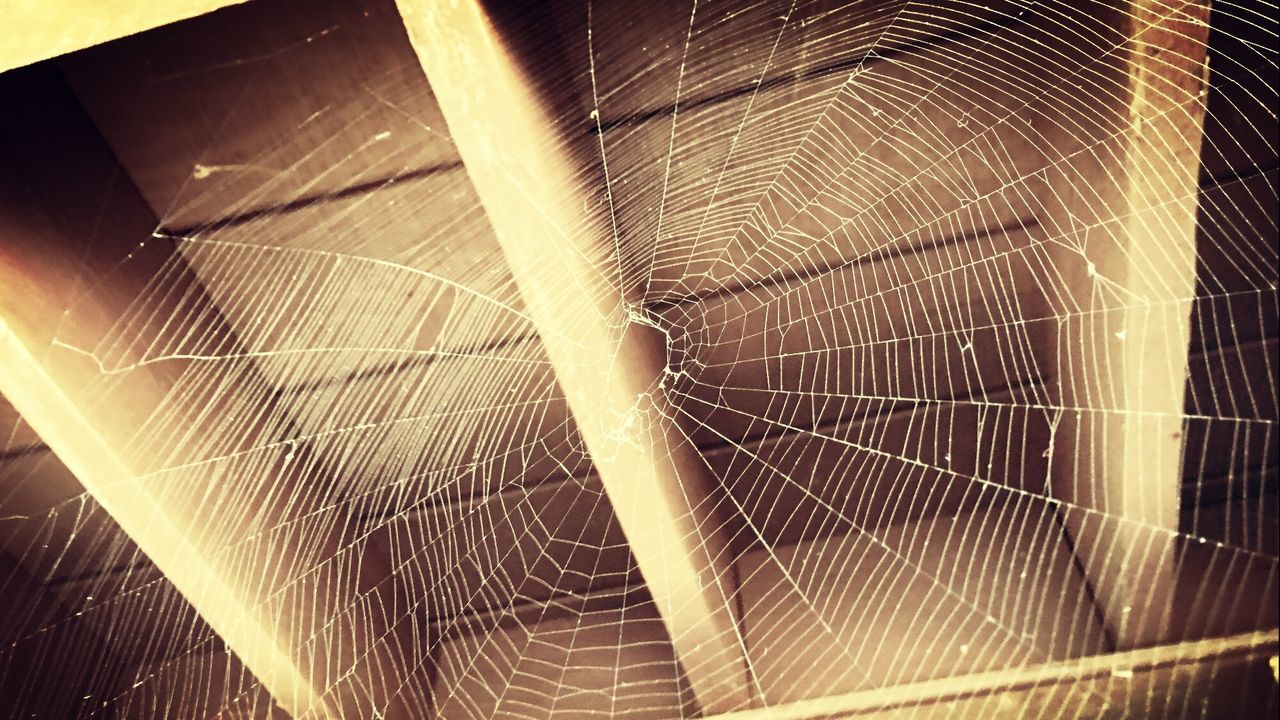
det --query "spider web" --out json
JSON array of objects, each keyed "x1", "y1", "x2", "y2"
[{"x1": 0, "y1": 0, "x2": 1276, "y2": 717}]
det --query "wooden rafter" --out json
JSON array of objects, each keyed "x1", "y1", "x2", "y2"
[
  {"x1": 0, "y1": 68, "x2": 423, "y2": 719},
  {"x1": 0, "y1": 0, "x2": 248, "y2": 73},
  {"x1": 393, "y1": 0, "x2": 754, "y2": 712},
  {"x1": 1043, "y1": 0, "x2": 1212, "y2": 647}
]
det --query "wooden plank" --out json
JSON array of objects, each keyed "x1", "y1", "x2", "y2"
[
  {"x1": 57, "y1": 0, "x2": 452, "y2": 229},
  {"x1": 114, "y1": 649, "x2": 285, "y2": 720},
  {"x1": 703, "y1": 630, "x2": 1277, "y2": 719},
  {"x1": 278, "y1": 221, "x2": 1047, "y2": 514},
  {"x1": 706, "y1": 384, "x2": 1053, "y2": 550},
  {"x1": 1192, "y1": 169, "x2": 1278, "y2": 301},
  {"x1": 0, "y1": 65, "x2": 425, "y2": 718},
  {"x1": 60, "y1": 0, "x2": 526, "y2": 389},
  {"x1": 1196, "y1": 0, "x2": 1280, "y2": 179},
  {"x1": 431, "y1": 600, "x2": 697, "y2": 719},
  {"x1": 0, "y1": 448, "x2": 146, "y2": 585},
  {"x1": 1171, "y1": 490, "x2": 1279, "y2": 641},
  {"x1": 377, "y1": 475, "x2": 638, "y2": 623},
  {"x1": 550, "y1": 0, "x2": 1036, "y2": 122},
  {"x1": 0, "y1": 319, "x2": 337, "y2": 716},
  {"x1": 668, "y1": 223, "x2": 1051, "y2": 446},
  {"x1": 0, "y1": 397, "x2": 43, "y2": 452},
  {"x1": 735, "y1": 500, "x2": 1110, "y2": 705},
  {"x1": 573, "y1": 1, "x2": 1053, "y2": 301},
  {"x1": 394, "y1": 0, "x2": 753, "y2": 711},
  {"x1": 1037, "y1": 0, "x2": 1213, "y2": 648},
  {"x1": 0, "y1": 0, "x2": 247, "y2": 72}
]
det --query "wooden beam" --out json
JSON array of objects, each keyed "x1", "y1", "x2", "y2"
[
  {"x1": 1041, "y1": 0, "x2": 1212, "y2": 647},
  {"x1": 0, "y1": 66, "x2": 424, "y2": 718},
  {"x1": 0, "y1": 0, "x2": 247, "y2": 73},
  {"x1": 700, "y1": 630, "x2": 1278, "y2": 719},
  {"x1": 0, "y1": 293, "x2": 335, "y2": 718},
  {"x1": 393, "y1": 0, "x2": 753, "y2": 712}
]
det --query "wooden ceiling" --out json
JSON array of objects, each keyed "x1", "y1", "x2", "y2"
[{"x1": 0, "y1": 0, "x2": 1276, "y2": 717}]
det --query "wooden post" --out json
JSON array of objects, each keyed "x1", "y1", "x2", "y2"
[
  {"x1": 393, "y1": 0, "x2": 754, "y2": 712},
  {"x1": 1042, "y1": 0, "x2": 1212, "y2": 647}
]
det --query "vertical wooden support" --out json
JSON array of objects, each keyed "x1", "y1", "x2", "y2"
[
  {"x1": 394, "y1": 0, "x2": 753, "y2": 712},
  {"x1": 1042, "y1": 0, "x2": 1211, "y2": 648},
  {"x1": 0, "y1": 67, "x2": 423, "y2": 719}
]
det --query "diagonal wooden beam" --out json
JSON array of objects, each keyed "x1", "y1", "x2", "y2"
[
  {"x1": 700, "y1": 630, "x2": 1279, "y2": 720},
  {"x1": 0, "y1": 66, "x2": 425, "y2": 719},
  {"x1": 11, "y1": 360, "x2": 321, "y2": 710},
  {"x1": 1041, "y1": 0, "x2": 1212, "y2": 647},
  {"x1": 393, "y1": 0, "x2": 754, "y2": 712},
  {"x1": 0, "y1": 0, "x2": 248, "y2": 73}
]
